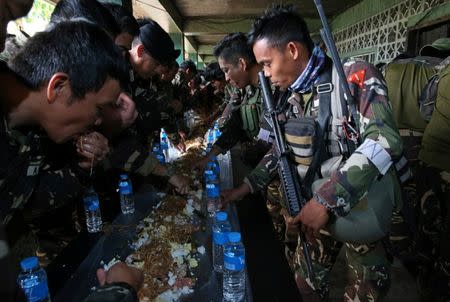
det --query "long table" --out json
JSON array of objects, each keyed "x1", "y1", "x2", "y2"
[{"x1": 49, "y1": 152, "x2": 253, "y2": 302}]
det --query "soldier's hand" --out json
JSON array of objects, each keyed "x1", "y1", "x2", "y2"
[
  {"x1": 96, "y1": 262, "x2": 143, "y2": 292},
  {"x1": 293, "y1": 197, "x2": 329, "y2": 243},
  {"x1": 169, "y1": 174, "x2": 190, "y2": 195},
  {"x1": 76, "y1": 132, "x2": 110, "y2": 169}
]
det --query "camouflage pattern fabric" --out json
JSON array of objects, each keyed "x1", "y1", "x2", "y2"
[
  {"x1": 244, "y1": 59, "x2": 402, "y2": 300},
  {"x1": 214, "y1": 85, "x2": 263, "y2": 152},
  {"x1": 293, "y1": 231, "x2": 391, "y2": 301},
  {"x1": 104, "y1": 128, "x2": 160, "y2": 177},
  {"x1": 172, "y1": 71, "x2": 192, "y2": 108},
  {"x1": 129, "y1": 73, "x2": 163, "y2": 144}
]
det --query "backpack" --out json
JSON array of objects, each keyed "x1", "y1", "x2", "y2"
[
  {"x1": 418, "y1": 56, "x2": 450, "y2": 121},
  {"x1": 385, "y1": 56, "x2": 448, "y2": 131}
]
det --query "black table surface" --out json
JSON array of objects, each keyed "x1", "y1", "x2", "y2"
[{"x1": 47, "y1": 188, "x2": 253, "y2": 302}]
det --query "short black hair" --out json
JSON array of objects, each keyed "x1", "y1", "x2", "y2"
[
  {"x1": 102, "y1": 3, "x2": 139, "y2": 37},
  {"x1": 213, "y1": 32, "x2": 256, "y2": 66},
  {"x1": 248, "y1": 4, "x2": 313, "y2": 54},
  {"x1": 50, "y1": 0, "x2": 120, "y2": 38},
  {"x1": 9, "y1": 20, "x2": 128, "y2": 99},
  {"x1": 180, "y1": 60, "x2": 197, "y2": 74},
  {"x1": 204, "y1": 62, "x2": 225, "y2": 81}
]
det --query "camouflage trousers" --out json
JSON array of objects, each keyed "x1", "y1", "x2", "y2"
[
  {"x1": 265, "y1": 179, "x2": 298, "y2": 269},
  {"x1": 389, "y1": 161, "x2": 450, "y2": 301},
  {"x1": 293, "y1": 230, "x2": 391, "y2": 301}
]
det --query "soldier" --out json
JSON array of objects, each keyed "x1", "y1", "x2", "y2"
[
  {"x1": 194, "y1": 33, "x2": 269, "y2": 171},
  {"x1": 0, "y1": 18, "x2": 142, "y2": 302},
  {"x1": 222, "y1": 5, "x2": 403, "y2": 301},
  {"x1": 384, "y1": 39, "x2": 450, "y2": 301},
  {"x1": 173, "y1": 60, "x2": 197, "y2": 109},
  {"x1": 203, "y1": 62, "x2": 241, "y2": 126},
  {"x1": 103, "y1": 2, "x2": 140, "y2": 56}
]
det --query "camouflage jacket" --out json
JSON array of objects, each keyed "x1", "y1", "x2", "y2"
[
  {"x1": 244, "y1": 59, "x2": 403, "y2": 216},
  {"x1": 172, "y1": 71, "x2": 190, "y2": 105},
  {"x1": 0, "y1": 111, "x2": 90, "y2": 224},
  {"x1": 129, "y1": 72, "x2": 162, "y2": 144},
  {"x1": 215, "y1": 85, "x2": 262, "y2": 152},
  {"x1": 103, "y1": 127, "x2": 160, "y2": 177}
]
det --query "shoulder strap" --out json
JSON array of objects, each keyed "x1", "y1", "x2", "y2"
[{"x1": 303, "y1": 65, "x2": 333, "y2": 197}]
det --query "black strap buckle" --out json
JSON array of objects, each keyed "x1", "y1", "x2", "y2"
[{"x1": 316, "y1": 82, "x2": 333, "y2": 94}]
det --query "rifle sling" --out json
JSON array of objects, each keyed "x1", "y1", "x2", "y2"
[{"x1": 303, "y1": 65, "x2": 333, "y2": 198}]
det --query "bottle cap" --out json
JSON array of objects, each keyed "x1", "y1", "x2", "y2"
[
  {"x1": 20, "y1": 256, "x2": 39, "y2": 271},
  {"x1": 228, "y1": 232, "x2": 241, "y2": 243},
  {"x1": 215, "y1": 212, "x2": 228, "y2": 221},
  {"x1": 120, "y1": 174, "x2": 128, "y2": 180}
]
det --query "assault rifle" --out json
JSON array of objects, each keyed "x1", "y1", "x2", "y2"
[
  {"x1": 314, "y1": 0, "x2": 361, "y2": 144},
  {"x1": 258, "y1": 72, "x2": 315, "y2": 281}
]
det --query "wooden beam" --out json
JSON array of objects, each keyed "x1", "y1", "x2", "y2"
[
  {"x1": 197, "y1": 44, "x2": 215, "y2": 55},
  {"x1": 184, "y1": 18, "x2": 254, "y2": 36}
]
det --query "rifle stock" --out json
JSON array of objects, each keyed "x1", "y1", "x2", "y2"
[{"x1": 258, "y1": 71, "x2": 315, "y2": 281}]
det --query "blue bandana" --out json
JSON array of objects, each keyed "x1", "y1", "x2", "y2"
[{"x1": 289, "y1": 46, "x2": 326, "y2": 93}]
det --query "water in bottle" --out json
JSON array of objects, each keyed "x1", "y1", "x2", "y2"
[
  {"x1": 223, "y1": 232, "x2": 246, "y2": 302},
  {"x1": 152, "y1": 142, "x2": 166, "y2": 164},
  {"x1": 17, "y1": 256, "x2": 51, "y2": 302},
  {"x1": 118, "y1": 174, "x2": 135, "y2": 214},
  {"x1": 204, "y1": 169, "x2": 220, "y2": 217},
  {"x1": 213, "y1": 212, "x2": 231, "y2": 272},
  {"x1": 83, "y1": 187, "x2": 102, "y2": 233},
  {"x1": 213, "y1": 122, "x2": 222, "y2": 141},
  {"x1": 160, "y1": 128, "x2": 169, "y2": 161}
]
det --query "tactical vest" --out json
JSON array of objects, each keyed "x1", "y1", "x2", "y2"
[
  {"x1": 282, "y1": 62, "x2": 402, "y2": 243},
  {"x1": 419, "y1": 62, "x2": 450, "y2": 172},
  {"x1": 240, "y1": 86, "x2": 262, "y2": 139},
  {"x1": 384, "y1": 56, "x2": 444, "y2": 131}
]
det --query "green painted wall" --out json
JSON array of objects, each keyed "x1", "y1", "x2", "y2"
[
  {"x1": 331, "y1": 0, "x2": 402, "y2": 32},
  {"x1": 188, "y1": 53, "x2": 198, "y2": 64},
  {"x1": 197, "y1": 62, "x2": 205, "y2": 70},
  {"x1": 170, "y1": 32, "x2": 184, "y2": 64}
]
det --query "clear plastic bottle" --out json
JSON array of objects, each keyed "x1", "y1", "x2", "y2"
[
  {"x1": 83, "y1": 187, "x2": 102, "y2": 233},
  {"x1": 152, "y1": 142, "x2": 166, "y2": 164},
  {"x1": 204, "y1": 163, "x2": 220, "y2": 217},
  {"x1": 213, "y1": 212, "x2": 231, "y2": 272},
  {"x1": 160, "y1": 128, "x2": 169, "y2": 161},
  {"x1": 223, "y1": 232, "x2": 246, "y2": 302},
  {"x1": 17, "y1": 256, "x2": 51, "y2": 302},
  {"x1": 118, "y1": 174, "x2": 135, "y2": 214},
  {"x1": 213, "y1": 122, "x2": 222, "y2": 141}
]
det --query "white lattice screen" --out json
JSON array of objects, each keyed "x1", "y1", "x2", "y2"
[{"x1": 334, "y1": 0, "x2": 449, "y2": 64}]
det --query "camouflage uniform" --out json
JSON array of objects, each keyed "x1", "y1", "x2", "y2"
[
  {"x1": 129, "y1": 72, "x2": 162, "y2": 145},
  {"x1": 244, "y1": 59, "x2": 403, "y2": 301},
  {"x1": 385, "y1": 57, "x2": 450, "y2": 300},
  {"x1": 172, "y1": 71, "x2": 192, "y2": 109}
]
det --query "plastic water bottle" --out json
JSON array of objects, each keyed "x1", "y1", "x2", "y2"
[
  {"x1": 160, "y1": 128, "x2": 169, "y2": 161},
  {"x1": 204, "y1": 169, "x2": 220, "y2": 217},
  {"x1": 17, "y1": 257, "x2": 51, "y2": 302},
  {"x1": 207, "y1": 128, "x2": 214, "y2": 144},
  {"x1": 213, "y1": 122, "x2": 221, "y2": 141},
  {"x1": 213, "y1": 212, "x2": 231, "y2": 272},
  {"x1": 223, "y1": 232, "x2": 246, "y2": 302},
  {"x1": 83, "y1": 187, "x2": 102, "y2": 233},
  {"x1": 118, "y1": 174, "x2": 135, "y2": 214},
  {"x1": 152, "y1": 142, "x2": 166, "y2": 164}
]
